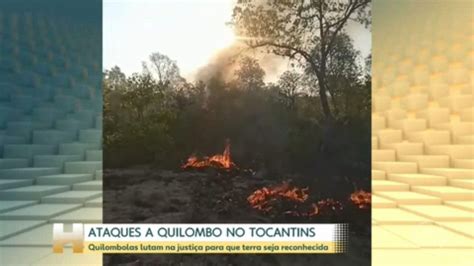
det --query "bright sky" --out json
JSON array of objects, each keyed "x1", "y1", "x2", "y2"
[
  {"x1": 103, "y1": 0, "x2": 371, "y2": 80},
  {"x1": 104, "y1": 0, "x2": 236, "y2": 80}
]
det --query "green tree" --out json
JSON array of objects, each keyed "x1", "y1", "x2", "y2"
[
  {"x1": 104, "y1": 66, "x2": 126, "y2": 91},
  {"x1": 312, "y1": 33, "x2": 362, "y2": 117},
  {"x1": 233, "y1": 56, "x2": 266, "y2": 90},
  {"x1": 277, "y1": 70, "x2": 305, "y2": 110},
  {"x1": 232, "y1": 0, "x2": 370, "y2": 118}
]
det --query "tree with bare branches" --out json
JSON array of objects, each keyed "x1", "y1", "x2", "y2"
[{"x1": 146, "y1": 52, "x2": 181, "y2": 87}]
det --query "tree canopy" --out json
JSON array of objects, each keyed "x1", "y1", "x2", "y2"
[{"x1": 232, "y1": 0, "x2": 371, "y2": 118}]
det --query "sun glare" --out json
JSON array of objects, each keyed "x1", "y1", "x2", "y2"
[
  {"x1": 184, "y1": 24, "x2": 237, "y2": 80},
  {"x1": 216, "y1": 28, "x2": 236, "y2": 50},
  {"x1": 194, "y1": 26, "x2": 235, "y2": 60},
  {"x1": 104, "y1": 0, "x2": 238, "y2": 78}
]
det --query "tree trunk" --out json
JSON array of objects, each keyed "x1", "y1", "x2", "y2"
[
  {"x1": 316, "y1": 65, "x2": 333, "y2": 119},
  {"x1": 319, "y1": 82, "x2": 332, "y2": 118},
  {"x1": 308, "y1": 60, "x2": 333, "y2": 119}
]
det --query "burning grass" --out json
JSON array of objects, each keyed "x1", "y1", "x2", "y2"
[
  {"x1": 350, "y1": 190, "x2": 371, "y2": 209},
  {"x1": 248, "y1": 181, "x2": 370, "y2": 218},
  {"x1": 246, "y1": 181, "x2": 309, "y2": 213},
  {"x1": 180, "y1": 139, "x2": 371, "y2": 219}
]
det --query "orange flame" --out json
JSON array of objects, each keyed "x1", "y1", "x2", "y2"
[
  {"x1": 247, "y1": 181, "x2": 309, "y2": 213},
  {"x1": 312, "y1": 199, "x2": 343, "y2": 213},
  {"x1": 248, "y1": 182, "x2": 348, "y2": 217},
  {"x1": 182, "y1": 140, "x2": 236, "y2": 170},
  {"x1": 350, "y1": 190, "x2": 371, "y2": 209}
]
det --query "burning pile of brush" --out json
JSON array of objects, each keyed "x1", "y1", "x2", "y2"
[
  {"x1": 248, "y1": 181, "x2": 370, "y2": 218},
  {"x1": 181, "y1": 140, "x2": 237, "y2": 171}
]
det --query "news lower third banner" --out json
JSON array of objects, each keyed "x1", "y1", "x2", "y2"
[{"x1": 53, "y1": 224, "x2": 349, "y2": 254}]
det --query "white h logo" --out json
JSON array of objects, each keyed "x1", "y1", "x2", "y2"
[{"x1": 52, "y1": 223, "x2": 84, "y2": 253}]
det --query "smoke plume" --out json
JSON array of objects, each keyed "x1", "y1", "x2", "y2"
[{"x1": 193, "y1": 42, "x2": 288, "y2": 84}]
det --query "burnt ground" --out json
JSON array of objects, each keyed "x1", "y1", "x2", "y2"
[{"x1": 103, "y1": 167, "x2": 371, "y2": 266}]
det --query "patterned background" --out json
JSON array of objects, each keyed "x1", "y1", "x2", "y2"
[
  {"x1": 0, "y1": 0, "x2": 103, "y2": 264},
  {"x1": 371, "y1": 0, "x2": 473, "y2": 265}
]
